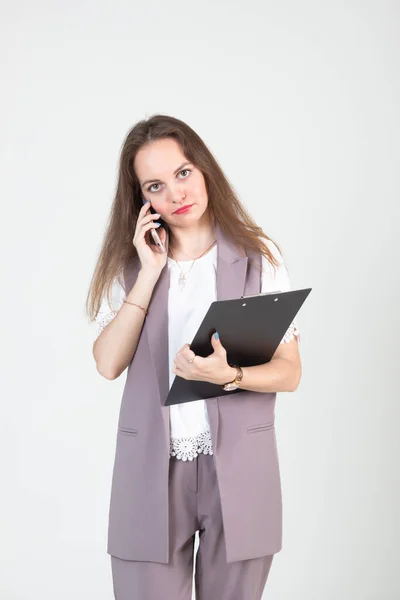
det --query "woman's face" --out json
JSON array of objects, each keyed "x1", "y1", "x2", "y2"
[{"x1": 134, "y1": 138, "x2": 209, "y2": 227}]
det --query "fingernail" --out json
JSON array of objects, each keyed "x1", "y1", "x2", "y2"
[
  {"x1": 145, "y1": 199, "x2": 150, "y2": 204},
  {"x1": 214, "y1": 332, "x2": 219, "y2": 340},
  {"x1": 154, "y1": 222, "x2": 161, "y2": 227}
]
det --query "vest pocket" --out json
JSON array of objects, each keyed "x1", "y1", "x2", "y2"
[
  {"x1": 246, "y1": 422, "x2": 274, "y2": 434},
  {"x1": 118, "y1": 426, "x2": 139, "y2": 436}
]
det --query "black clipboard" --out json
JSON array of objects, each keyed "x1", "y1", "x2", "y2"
[{"x1": 164, "y1": 287, "x2": 312, "y2": 406}]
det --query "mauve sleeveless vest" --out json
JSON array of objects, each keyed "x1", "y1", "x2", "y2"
[{"x1": 107, "y1": 223, "x2": 283, "y2": 563}]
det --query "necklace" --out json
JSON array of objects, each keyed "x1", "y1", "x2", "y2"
[{"x1": 169, "y1": 239, "x2": 217, "y2": 291}]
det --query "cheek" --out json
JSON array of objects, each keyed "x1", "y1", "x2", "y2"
[
  {"x1": 148, "y1": 198, "x2": 165, "y2": 214},
  {"x1": 191, "y1": 176, "x2": 208, "y2": 204}
]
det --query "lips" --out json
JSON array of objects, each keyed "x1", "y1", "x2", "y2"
[{"x1": 173, "y1": 204, "x2": 194, "y2": 215}]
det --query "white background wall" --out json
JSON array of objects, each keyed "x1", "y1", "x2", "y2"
[{"x1": 1, "y1": 1, "x2": 399, "y2": 598}]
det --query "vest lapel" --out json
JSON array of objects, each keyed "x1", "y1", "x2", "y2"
[
  {"x1": 143, "y1": 263, "x2": 171, "y2": 453},
  {"x1": 206, "y1": 222, "x2": 249, "y2": 450},
  {"x1": 215, "y1": 222, "x2": 249, "y2": 300}
]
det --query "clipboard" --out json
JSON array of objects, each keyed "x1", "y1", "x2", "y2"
[{"x1": 164, "y1": 287, "x2": 312, "y2": 406}]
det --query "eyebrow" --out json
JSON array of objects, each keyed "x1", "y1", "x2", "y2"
[{"x1": 141, "y1": 162, "x2": 192, "y2": 187}]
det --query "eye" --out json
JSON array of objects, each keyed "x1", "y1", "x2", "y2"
[{"x1": 147, "y1": 169, "x2": 191, "y2": 193}]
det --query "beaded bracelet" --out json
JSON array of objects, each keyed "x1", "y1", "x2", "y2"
[{"x1": 123, "y1": 300, "x2": 148, "y2": 315}]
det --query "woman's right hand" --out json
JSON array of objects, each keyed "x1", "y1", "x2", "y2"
[{"x1": 133, "y1": 201, "x2": 169, "y2": 275}]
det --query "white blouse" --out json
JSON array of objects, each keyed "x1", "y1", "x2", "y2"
[{"x1": 94, "y1": 240, "x2": 300, "y2": 461}]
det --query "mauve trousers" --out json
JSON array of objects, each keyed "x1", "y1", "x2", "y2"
[{"x1": 111, "y1": 452, "x2": 274, "y2": 600}]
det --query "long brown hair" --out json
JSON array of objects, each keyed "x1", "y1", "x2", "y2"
[{"x1": 86, "y1": 114, "x2": 285, "y2": 321}]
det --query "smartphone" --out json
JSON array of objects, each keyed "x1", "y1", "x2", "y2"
[{"x1": 141, "y1": 196, "x2": 167, "y2": 253}]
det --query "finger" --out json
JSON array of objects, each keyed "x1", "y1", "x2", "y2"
[
  {"x1": 174, "y1": 355, "x2": 184, "y2": 369},
  {"x1": 175, "y1": 355, "x2": 190, "y2": 370},
  {"x1": 176, "y1": 345, "x2": 194, "y2": 363},
  {"x1": 176, "y1": 344, "x2": 189, "y2": 355},
  {"x1": 182, "y1": 347, "x2": 196, "y2": 362},
  {"x1": 134, "y1": 202, "x2": 151, "y2": 237},
  {"x1": 139, "y1": 200, "x2": 152, "y2": 216},
  {"x1": 137, "y1": 220, "x2": 162, "y2": 240},
  {"x1": 173, "y1": 363, "x2": 186, "y2": 378},
  {"x1": 135, "y1": 213, "x2": 160, "y2": 237},
  {"x1": 133, "y1": 223, "x2": 161, "y2": 249},
  {"x1": 210, "y1": 331, "x2": 227, "y2": 355},
  {"x1": 139, "y1": 213, "x2": 162, "y2": 228},
  {"x1": 172, "y1": 360, "x2": 183, "y2": 374}
]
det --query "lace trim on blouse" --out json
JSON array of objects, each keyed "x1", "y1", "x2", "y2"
[
  {"x1": 170, "y1": 429, "x2": 213, "y2": 461},
  {"x1": 95, "y1": 311, "x2": 118, "y2": 338},
  {"x1": 282, "y1": 320, "x2": 301, "y2": 343}
]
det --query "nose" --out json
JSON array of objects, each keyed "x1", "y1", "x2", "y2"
[{"x1": 167, "y1": 183, "x2": 186, "y2": 205}]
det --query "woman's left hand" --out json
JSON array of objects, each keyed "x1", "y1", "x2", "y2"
[{"x1": 172, "y1": 332, "x2": 236, "y2": 386}]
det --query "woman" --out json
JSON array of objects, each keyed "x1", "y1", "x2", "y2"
[{"x1": 87, "y1": 114, "x2": 301, "y2": 600}]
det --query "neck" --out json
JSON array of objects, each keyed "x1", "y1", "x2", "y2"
[{"x1": 168, "y1": 213, "x2": 216, "y2": 260}]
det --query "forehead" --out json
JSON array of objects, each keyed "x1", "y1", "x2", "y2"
[{"x1": 134, "y1": 138, "x2": 187, "y2": 180}]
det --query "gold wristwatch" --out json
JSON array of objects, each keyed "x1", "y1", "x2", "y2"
[{"x1": 222, "y1": 366, "x2": 243, "y2": 391}]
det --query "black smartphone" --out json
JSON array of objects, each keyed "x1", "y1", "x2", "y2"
[{"x1": 141, "y1": 196, "x2": 167, "y2": 253}]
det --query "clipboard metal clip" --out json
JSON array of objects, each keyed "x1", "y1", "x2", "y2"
[{"x1": 240, "y1": 290, "x2": 282, "y2": 299}]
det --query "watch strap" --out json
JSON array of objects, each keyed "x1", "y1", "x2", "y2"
[{"x1": 222, "y1": 365, "x2": 243, "y2": 390}]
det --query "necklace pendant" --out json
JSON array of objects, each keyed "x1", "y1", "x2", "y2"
[{"x1": 178, "y1": 272, "x2": 187, "y2": 291}]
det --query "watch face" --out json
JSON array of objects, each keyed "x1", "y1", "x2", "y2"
[{"x1": 223, "y1": 383, "x2": 238, "y2": 391}]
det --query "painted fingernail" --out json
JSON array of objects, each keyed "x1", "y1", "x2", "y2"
[
  {"x1": 145, "y1": 199, "x2": 150, "y2": 204},
  {"x1": 154, "y1": 222, "x2": 161, "y2": 227},
  {"x1": 214, "y1": 332, "x2": 219, "y2": 340}
]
